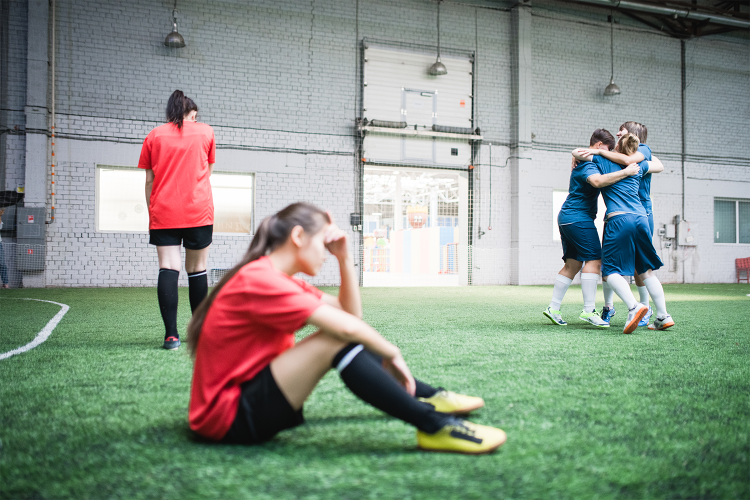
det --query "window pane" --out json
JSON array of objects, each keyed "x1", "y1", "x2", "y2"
[
  {"x1": 211, "y1": 173, "x2": 253, "y2": 233},
  {"x1": 96, "y1": 167, "x2": 253, "y2": 234},
  {"x1": 714, "y1": 199, "x2": 736, "y2": 243},
  {"x1": 739, "y1": 201, "x2": 750, "y2": 244},
  {"x1": 98, "y1": 168, "x2": 149, "y2": 232}
]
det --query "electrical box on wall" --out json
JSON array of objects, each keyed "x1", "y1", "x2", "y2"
[{"x1": 666, "y1": 224, "x2": 676, "y2": 239}]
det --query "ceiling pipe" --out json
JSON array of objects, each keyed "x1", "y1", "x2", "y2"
[{"x1": 572, "y1": 0, "x2": 750, "y2": 29}]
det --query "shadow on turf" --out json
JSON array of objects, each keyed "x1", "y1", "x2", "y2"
[{"x1": 185, "y1": 414, "x2": 422, "y2": 454}]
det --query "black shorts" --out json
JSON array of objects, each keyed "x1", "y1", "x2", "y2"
[
  {"x1": 149, "y1": 225, "x2": 213, "y2": 250},
  {"x1": 221, "y1": 365, "x2": 305, "y2": 444}
]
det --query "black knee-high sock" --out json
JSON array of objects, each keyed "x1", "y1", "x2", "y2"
[
  {"x1": 363, "y1": 352, "x2": 440, "y2": 398},
  {"x1": 332, "y1": 344, "x2": 451, "y2": 433},
  {"x1": 157, "y1": 269, "x2": 179, "y2": 339},
  {"x1": 187, "y1": 270, "x2": 208, "y2": 313}
]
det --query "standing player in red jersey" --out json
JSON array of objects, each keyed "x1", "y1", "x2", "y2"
[
  {"x1": 138, "y1": 90, "x2": 216, "y2": 350},
  {"x1": 187, "y1": 203, "x2": 507, "y2": 454}
]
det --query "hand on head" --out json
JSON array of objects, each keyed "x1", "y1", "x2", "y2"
[{"x1": 323, "y1": 211, "x2": 349, "y2": 260}]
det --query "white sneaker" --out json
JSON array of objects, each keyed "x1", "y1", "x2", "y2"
[
  {"x1": 543, "y1": 307, "x2": 567, "y2": 325},
  {"x1": 648, "y1": 314, "x2": 675, "y2": 331},
  {"x1": 624, "y1": 303, "x2": 648, "y2": 334},
  {"x1": 579, "y1": 310, "x2": 610, "y2": 328}
]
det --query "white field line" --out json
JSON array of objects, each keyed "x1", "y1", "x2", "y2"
[{"x1": 0, "y1": 298, "x2": 70, "y2": 361}]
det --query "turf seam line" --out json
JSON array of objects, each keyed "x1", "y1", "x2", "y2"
[{"x1": 0, "y1": 298, "x2": 70, "y2": 361}]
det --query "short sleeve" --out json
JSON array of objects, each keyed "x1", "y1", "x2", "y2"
[
  {"x1": 591, "y1": 156, "x2": 605, "y2": 175},
  {"x1": 581, "y1": 162, "x2": 600, "y2": 180},
  {"x1": 247, "y1": 276, "x2": 324, "y2": 332},
  {"x1": 207, "y1": 128, "x2": 216, "y2": 164},
  {"x1": 292, "y1": 277, "x2": 324, "y2": 299},
  {"x1": 137, "y1": 133, "x2": 153, "y2": 169},
  {"x1": 638, "y1": 144, "x2": 652, "y2": 162}
]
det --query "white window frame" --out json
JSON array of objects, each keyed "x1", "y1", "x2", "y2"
[
  {"x1": 95, "y1": 165, "x2": 255, "y2": 235},
  {"x1": 714, "y1": 197, "x2": 750, "y2": 245}
]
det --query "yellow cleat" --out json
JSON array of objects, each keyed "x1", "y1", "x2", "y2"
[
  {"x1": 418, "y1": 390, "x2": 485, "y2": 414},
  {"x1": 417, "y1": 419, "x2": 506, "y2": 455}
]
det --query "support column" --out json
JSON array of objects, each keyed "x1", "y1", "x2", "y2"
[
  {"x1": 22, "y1": 0, "x2": 48, "y2": 288},
  {"x1": 24, "y1": 0, "x2": 48, "y2": 208},
  {"x1": 510, "y1": 0, "x2": 533, "y2": 285}
]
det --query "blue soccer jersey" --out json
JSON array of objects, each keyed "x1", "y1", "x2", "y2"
[
  {"x1": 637, "y1": 143, "x2": 653, "y2": 214},
  {"x1": 591, "y1": 156, "x2": 647, "y2": 217},
  {"x1": 558, "y1": 161, "x2": 601, "y2": 225}
]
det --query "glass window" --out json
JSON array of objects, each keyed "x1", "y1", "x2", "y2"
[
  {"x1": 714, "y1": 199, "x2": 737, "y2": 243},
  {"x1": 739, "y1": 201, "x2": 750, "y2": 244},
  {"x1": 96, "y1": 166, "x2": 253, "y2": 234}
]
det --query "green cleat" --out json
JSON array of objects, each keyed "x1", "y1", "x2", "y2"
[{"x1": 543, "y1": 307, "x2": 567, "y2": 325}]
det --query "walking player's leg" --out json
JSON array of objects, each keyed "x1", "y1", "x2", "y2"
[
  {"x1": 156, "y1": 245, "x2": 182, "y2": 349},
  {"x1": 186, "y1": 246, "x2": 210, "y2": 313}
]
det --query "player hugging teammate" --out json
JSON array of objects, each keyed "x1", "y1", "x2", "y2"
[{"x1": 546, "y1": 122, "x2": 675, "y2": 334}]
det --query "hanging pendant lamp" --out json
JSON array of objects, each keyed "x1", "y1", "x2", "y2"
[
  {"x1": 428, "y1": 1, "x2": 448, "y2": 76},
  {"x1": 164, "y1": 0, "x2": 186, "y2": 48},
  {"x1": 604, "y1": 11, "x2": 620, "y2": 96}
]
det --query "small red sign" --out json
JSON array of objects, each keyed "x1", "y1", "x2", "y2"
[
  {"x1": 28, "y1": 248, "x2": 33, "y2": 255},
  {"x1": 460, "y1": 100, "x2": 465, "y2": 108},
  {"x1": 28, "y1": 215, "x2": 34, "y2": 223}
]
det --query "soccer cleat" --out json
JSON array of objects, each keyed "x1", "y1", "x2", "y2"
[
  {"x1": 648, "y1": 315, "x2": 675, "y2": 331},
  {"x1": 600, "y1": 306, "x2": 616, "y2": 324},
  {"x1": 163, "y1": 336, "x2": 181, "y2": 350},
  {"x1": 543, "y1": 307, "x2": 567, "y2": 325},
  {"x1": 419, "y1": 390, "x2": 485, "y2": 415},
  {"x1": 417, "y1": 418, "x2": 506, "y2": 455},
  {"x1": 638, "y1": 306, "x2": 653, "y2": 327},
  {"x1": 579, "y1": 310, "x2": 610, "y2": 328},
  {"x1": 623, "y1": 304, "x2": 648, "y2": 334}
]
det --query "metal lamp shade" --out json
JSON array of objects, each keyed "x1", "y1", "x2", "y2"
[
  {"x1": 604, "y1": 78, "x2": 621, "y2": 96},
  {"x1": 164, "y1": 24, "x2": 185, "y2": 48},
  {"x1": 428, "y1": 58, "x2": 448, "y2": 76}
]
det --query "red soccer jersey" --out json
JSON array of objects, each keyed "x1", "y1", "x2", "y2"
[
  {"x1": 189, "y1": 256, "x2": 325, "y2": 440},
  {"x1": 138, "y1": 121, "x2": 216, "y2": 230}
]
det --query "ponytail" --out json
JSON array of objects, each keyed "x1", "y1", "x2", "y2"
[
  {"x1": 166, "y1": 90, "x2": 198, "y2": 129},
  {"x1": 187, "y1": 203, "x2": 331, "y2": 357}
]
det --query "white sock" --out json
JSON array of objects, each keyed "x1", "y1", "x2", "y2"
[
  {"x1": 549, "y1": 274, "x2": 573, "y2": 311},
  {"x1": 643, "y1": 276, "x2": 668, "y2": 318},
  {"x1": 605, "y1": 274, "x2": 637, "y2": 310},
  {"x1": 580, "y1": 273, "x2": 599, "y2": 313},
  {"x1": 637, "y1": 286, "x2": 649, "y2": 307},
  {"x1": 602, "y1": 280, "x2": 615, "y2": 308}
]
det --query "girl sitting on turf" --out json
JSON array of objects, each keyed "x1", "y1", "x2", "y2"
[{"x1": 187, "y1": 202, "x2": 506, "y2": 454}]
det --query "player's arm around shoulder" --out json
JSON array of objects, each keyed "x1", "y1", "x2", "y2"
[{"x1": 645, "y1": 155, "x2": 664, "y2": 174}]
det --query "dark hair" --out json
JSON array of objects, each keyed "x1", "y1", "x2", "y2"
[
  {"x1": 590, "y1": 128, "x2": 616, "y2": 150},
  {"x1": 619, "y1": 121, "x2": 647, "y2": 144},
  {"x1": 187, "y1": 202, "x2": 331, "y2": 356},
  {"x1": 166, "y1": 90, "x2": 198, "y2": 129}
]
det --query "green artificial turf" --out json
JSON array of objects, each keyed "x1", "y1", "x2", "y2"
[{"x1": 1, "y1": 284, "x2": 748, "y2": 499}]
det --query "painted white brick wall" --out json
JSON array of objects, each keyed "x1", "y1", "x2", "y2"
[{"x1": 3, "y1": 0, "x2": 747, "y2": 287}]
